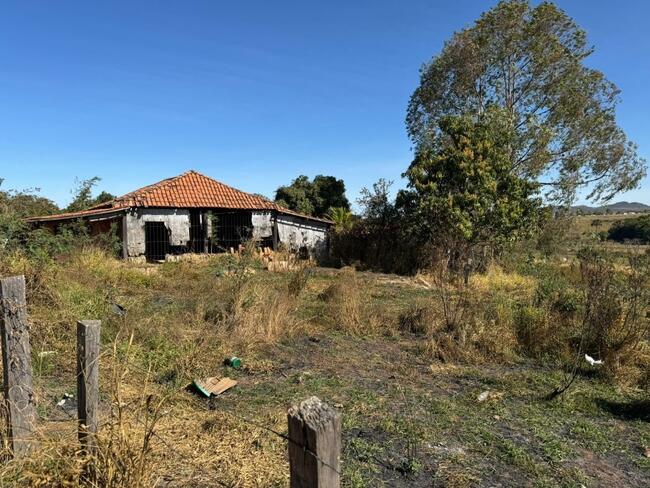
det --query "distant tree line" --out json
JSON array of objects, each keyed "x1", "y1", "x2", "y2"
[{"x1": 0, "y1": 176, "x2": 117, "y2": 259}]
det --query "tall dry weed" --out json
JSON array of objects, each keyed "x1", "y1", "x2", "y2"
[
  {"x1": 0, "y1": 339, "x2": 163, "y2": 487},
  {"x1": 406, "y1": 264, "x2": 528, "y2": 363},
  {"x1": 205, "y1": 270, "x2": 302, "y2": 352},
  {"x1": 579, "y1": 251, "x2": 650, "y2": 386},
  {"x1": 319, "y1": 267, "x2": 381, "y2": 335}
]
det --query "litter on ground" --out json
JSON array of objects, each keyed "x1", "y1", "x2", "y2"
[{"x1": 193, "y1": 377, "x2": 238, "y2": 397}]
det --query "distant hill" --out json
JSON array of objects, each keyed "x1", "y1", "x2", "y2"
[{"x1": 571, "y1": 201, "x2": 650, "y2": 215}]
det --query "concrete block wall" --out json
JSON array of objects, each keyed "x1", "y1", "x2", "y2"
[
  {"x1": 125, "y1": 208, "x2": 190, "y2": 257},
  {"x1": 251, "y1": 211, "x2": 273, "y2": 240},
  {"x1": 275, "y1": 214, "x2": 329, "y2": 257},
  {"x1": 123, "y1": 208, "x2": 329, "y2": 258}
]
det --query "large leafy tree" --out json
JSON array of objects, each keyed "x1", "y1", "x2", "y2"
[
  {"x1": 407, "y1": 0, "x2": 645, "y2": 204},
  {"x1": 311, "y1": 176, "x2": 349, "y2": 216},
  {"x1": 402, "y1": 109, "x2": 542, "y2": 252},
  {"x1": 275, "y1": 175, "x2": 316, "y2": 215},
  {"x1": 275, "y1": 175, "x2": 350, "y2": 217}
]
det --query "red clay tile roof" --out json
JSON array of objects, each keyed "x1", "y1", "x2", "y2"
[
  {"x1": 94, "y1": 170, "x2": 280, "y2": 210},
  {"x1": 28, "y1": 171, "x2": 332, "y2": 224},
  {"x1": 25, "y1": 207, "x2": 125, "y2": 223}
]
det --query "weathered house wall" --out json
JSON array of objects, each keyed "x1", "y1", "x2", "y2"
[
  {"x1": 275, "y1": 214, "x2": 329, "y2": 257},
  {"x1": 28, "y1": 171, "x2": 333, "y2": 261},
  {"x1": 123, "y1": 208, "x2": 329, "y2": 259},
  {"x1": 251, "y1": 212, "x2": 273, "y2": 241},
  {"x1": 125, "y1": 208, "x2": 190, "y2": 257}
]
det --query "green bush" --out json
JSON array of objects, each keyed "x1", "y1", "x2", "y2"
[
  {"x1": 1, "y1": 176, "x2": 120, "y2": 262},
  {"x1": 607, "y1": 214, "x2": 650, "y2": 243},
  {"x1": 552, "y1": 287, "x2": 582, "y2": 317}
]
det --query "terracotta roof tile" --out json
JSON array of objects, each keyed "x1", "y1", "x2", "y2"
[
  {"x1": 26, "y1": 207, "x2": 124, "y2": 222},
  {"x1": 94, "y1": 170, "x2": 278, "y2": 210},
  {"x1": 28, "y1": 171, "x2": 333, "y2": 224}
]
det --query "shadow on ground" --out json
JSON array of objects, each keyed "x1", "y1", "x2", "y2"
[{"x1": 596, "y1": 398, "x2": 650, "y2": 422}]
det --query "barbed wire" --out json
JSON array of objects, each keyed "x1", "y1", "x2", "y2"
[
  {"x1": 29, "y1": 349, "x2": 341, "y2": 482},
  {"x1": 1, "y1": 342, "x2": 342, "y2": 483},
  {"x1": 102, "y1": 348, "x2": 343, "y2": 477}
]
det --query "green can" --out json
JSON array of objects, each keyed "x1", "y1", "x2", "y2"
[{"x1": 224, "y1": 356, "x2": 242, "y2": 369}]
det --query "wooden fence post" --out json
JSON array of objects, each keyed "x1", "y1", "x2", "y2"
[
  {"x1": 0, "y1": 275, "x2": 36, "y2": 457},
  {"x1": 77, "y1": 320, "x2": 100, "y2": 451},
  {"x1": 288, "y1": 396, "x2": 341, "y2": 488}
]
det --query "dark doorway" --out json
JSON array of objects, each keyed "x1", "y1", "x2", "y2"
[
  {"x1": 189, "y1": 210, "x2": 204, "y2": 252},
  {"x1": 145, "y1": 222, "x2": 170, "y2": 261}
]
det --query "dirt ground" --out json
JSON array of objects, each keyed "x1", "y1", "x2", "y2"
[
  {"x1": 75, "y1": 329, "x2": 646, "y2": 487},
  {"x1": 14, "y1": 258, "x2": 650, "y2": 487}
]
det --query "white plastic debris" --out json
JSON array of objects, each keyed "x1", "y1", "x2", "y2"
[
  {"x1": 477, "y1": 390, "x2": 504, "y2": 403},
  {"x1": 585, "y1": 354, "x2": 603, "y2": 366},
  {"x1": 56, "y1": 393, "x2": 73, "y2": 407}
]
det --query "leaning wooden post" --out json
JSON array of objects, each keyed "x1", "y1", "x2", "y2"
[
  {"x1": 0, "y1": 275, "x2": 36, "y2": 457},
  {"x1": 288, "y1": 396, "x2": 341, "y2": 488},
  {"x1": 77, "y1": 320, "x2": 100, "y2": 451}
]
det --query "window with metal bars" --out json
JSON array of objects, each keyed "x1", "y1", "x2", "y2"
[{"x1": 141, "y1": 210, "x2": 260, "y2": 261}]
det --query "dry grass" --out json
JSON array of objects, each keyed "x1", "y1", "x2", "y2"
[
  {"x1": 219, "y1": 278, "x2": 302, "y2": 351},
  {"x1": 0, "y1": 246, "x2": 648, "y2": 486},
  {"x1": 469, "y1": 265, "x2": 536, "y2": 299},
  {"x1": 1, "y1": 341, "x2": 163, "y2": 488},
  {"x1": 400, "y1": 267, "x2": 528, "y2": 364},
  {"x1": 319, "y1": 267, "x2": 383, "y2": 335}
]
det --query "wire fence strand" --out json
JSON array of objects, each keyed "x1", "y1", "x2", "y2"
[
  {"x1": 103, "y1": 348, "x2": 343, "y2": 477},
  {"x1": 0, "y1": 343, "x2": 342, "y2": 483}
]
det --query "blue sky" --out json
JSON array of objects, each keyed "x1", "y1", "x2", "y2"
[{"x1": 0, "y1": 0, "x2": 648, "y2": 208}]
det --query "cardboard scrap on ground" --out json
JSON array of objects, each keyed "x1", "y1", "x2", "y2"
[{"x1": 193, "y1": 377, "x2": 238, "y2": 397}]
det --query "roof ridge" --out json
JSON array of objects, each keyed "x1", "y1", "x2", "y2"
[
  {"x1": 89, "y1": 172, "x2": 186, "y2": 209},
  {"x1": 45, "y1": 170, "x2": 330, "y2": 223},
  {"x1": 113, "y1": 170, "x2": 320, "y2": 217},
  {"x1": 183, "y1": 170, "x2": 277, "y2": 204},
  {"x1": 88, "y1": 170, "x2": 278, "y2": 210},
  {"x1": 123, "y1": 173, "x2": 186, "y2": 206}
]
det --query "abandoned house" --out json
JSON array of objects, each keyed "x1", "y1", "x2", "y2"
[{"x1": 27, "y1": 171, "x2": 332, "y2": 261}]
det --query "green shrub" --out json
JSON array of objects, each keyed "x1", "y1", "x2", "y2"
[
  {"x1": 607, "y1": 214, "x2": 650, "y2": 243},
  {"x1": 552, "y1": 287, "x2": 582, "y2": 317}
]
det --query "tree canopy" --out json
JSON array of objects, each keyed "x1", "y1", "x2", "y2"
[
  {"x1": 401, "y1": 109, "x2": 542, "y2": 249},
  {"x1": 0, "y1": 178, "x2": 60, "y2": 252},
  {"x1": 407, "y1": 0, "x2": 645, "y2": 205},
  {"x1": 275, "y1": 175, "x2": 350, "y2": 217},
  {"x1": 65, "y1": 177, "x2": 115, "y2": 213},
  {"x1": 607, "y1": 215, "x2": 650, "y2": 244},
  {"x1": 0, "y1": 179, "x2": 59, "y2": 219}
]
